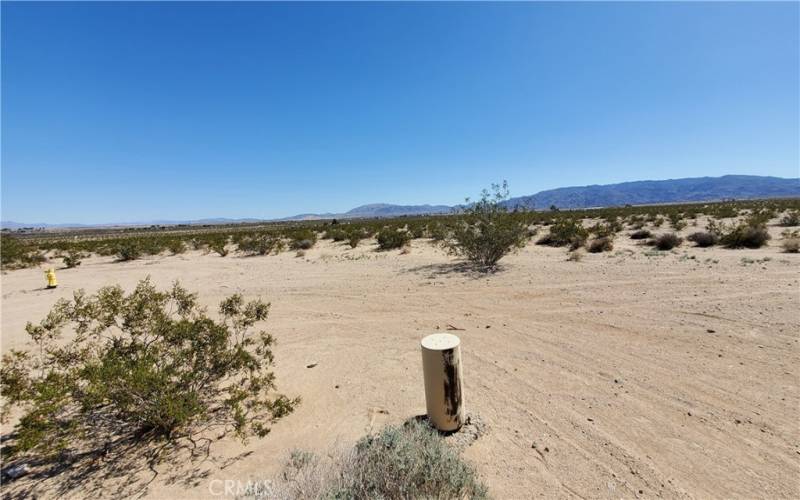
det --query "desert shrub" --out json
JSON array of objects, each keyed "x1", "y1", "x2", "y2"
[
  {"x1": 652, "y1": 216, "x2": 664, "y2": 228},
  {"x1": 166, "y1": 239, "x2": 186, "y2": 255},
  {"x1": 376, "y1": 228, "x2": 412, "y2": 250},
  {"x1": 428, "y1": 223, "x2": 451, "y2": 242},
  {"x1": 289, "y1": 230, "x2": 317, "y2": 250},
  {"x1": 1, "y1": 236, "x2": 46, "y2": 269},
  {"x1": 629, "y1": 229, "x2": 652, "y2": 240},
  {"x1": 780, "y1": 210, "x2": 800, "y2": 227},
  {"x1": 587, "y1": 237, "x2": 614, "y2": 253},
  {"x1": 718, "y1": 223, "x2": 771, "y2": 249},
  {"x1": 265, "y1": 420, "x2": 487, "y2": 500},
  {"x1": 445, "y1": 182, "x2": 529, "y2": 268},
  {"x1": 347, "y1": 233, "x2": 362, "y2": 249},
  {"x1": 652, "y1": 233, "x2": 682, "y2": 250},
  {"x1": 116, "y1": 241, "x2": 141, "y2": 261},
  {"x1": 782, "y1": 239, "x2": 800, "y2": 253},
  {"x1": 668, "y1": 213, "x2": 687, "y2": 230},
  {"x1": 209, "y1": 237, "x2": 229, "y2": 256},
  {"x1": 687, "y1": 231, "x2": 718, "y2": 248},
  {"x1": 537, "y1": 218, "x2": 587, "y2": 250},
  {"x1": 0, "y1": 278, "x2": 298, "y2": 463},
  {"x1": 238, "y1": 235, "x2": 283, "y2": 256},
  {"x1": 61, "y1": 250, "x2": 86, "y2": 268},
  {"x1": 323, "y1": 228, "x2": 348, "y2": 242},
  {"x1": 589, "y1": 221, "x2": 620, "y2": 238}
]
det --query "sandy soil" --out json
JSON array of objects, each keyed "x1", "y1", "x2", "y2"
[{"x1": 2, "y1": 225, "x2": 799, "y2": 499}]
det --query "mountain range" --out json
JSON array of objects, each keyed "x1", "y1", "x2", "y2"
[{"x1": 3, "y1": 175, "x2": 798, "y2": 229}]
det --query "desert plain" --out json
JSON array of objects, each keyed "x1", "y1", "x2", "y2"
[{"x1": 1, "y1": 223, "x2": 798, "y2": 499}]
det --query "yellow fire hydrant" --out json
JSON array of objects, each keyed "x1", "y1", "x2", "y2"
[{"x1": 45, "y1": 268, "x2": 58, "y2": 289}]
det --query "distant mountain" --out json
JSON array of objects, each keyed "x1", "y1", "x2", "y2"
[
  {"x1": 4, "y1": 175, "x2": 798, "y2": 229},
  {"x1": 503, "y1": 175, "x2": 800, "y2": 210},
  {"x1": 345, "y1": 203, "x2": 452, "y2": 217}
]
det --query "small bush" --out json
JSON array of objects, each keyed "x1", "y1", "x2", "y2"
[
  {"x1": 630, "y1": 229, "x2": 652, "y2": 240},
  {"x1": 446, "y1": 182, "x2": 529, "y2": 267},
  {"x1": 166, "y1": 239, "x2": 186, "y2": 255},
  {"x1": 779, "y1": 210, "x2": 800, "y2": 227},
  {"x1": 116, "y1": 241, "x2": 141, "y2": 261},
  {"x1": 1, "y1": 236, "x2": 46, "y2": 269},
  {"x1": 62, "y1": 250, "x2": 85, "y2": 268},
  {"x1": 209, "y1": 237, "x2": 229, "y2": 256},
  {"x1": 587, "y1": 237, "x2": 613, "y2": 253},
  {"x1": 537, "y1": 218, "x2": 587, "y2": 250},
  {"x1": 719, "y1": 223, "x2": 770, "y2": 249},
  {"x1": 376, "y1": 228, "x2": 412, "y2": 250},
  {"x1": 687, "y1": 231, "x2": 718, "y2": 248},
  {"x1": 782, "y1": 239, "x2": 800, "y2": 253},
  {"x1": 0, "y1": 278, "x2": 298, "y2": 464},
  {"x1": 323, "y1": 228, "x2": 348, "y2": 242},
  {"x1": 289, "y1": 230, "x2": 317, "y2": 250},
  {"x1": 347, "y1": 234, "x2": 361, "y2": 249},
  {"x1": 652, "y1": 233, "x2": 682, "y2": 250},
  {"x1": 238, "y1": 235, "x2": 283, "y2": 256},
  {"x1": 265, "y1": 420, "x2": 487, "y2": 499}
]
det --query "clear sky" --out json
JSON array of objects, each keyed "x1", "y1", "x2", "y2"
[{"x1": 2, "y1": 2, "x2": 798, "y2": 223}]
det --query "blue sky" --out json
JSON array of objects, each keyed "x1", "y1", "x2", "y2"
[{"x1": 2, "y1": 2, "x2": 798, "y2": 223}]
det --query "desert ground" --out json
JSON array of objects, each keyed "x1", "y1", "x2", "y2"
[{"x1": 2, "y1": 224, "x2": 799, "y2": 499}]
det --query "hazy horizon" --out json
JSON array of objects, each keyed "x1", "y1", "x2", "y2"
[{"x1": 2, "y1": 2, "x2": 798, "y2": 224}]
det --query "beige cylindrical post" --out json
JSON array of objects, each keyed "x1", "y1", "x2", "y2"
[{"x1": 421, "y1": 333, "x2": 464, "y2": 432}]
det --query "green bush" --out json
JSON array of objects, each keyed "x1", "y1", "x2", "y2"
[
  {"x1": 323, "y1": 228, "x2": 348, "y2": 242},
  {"x1": 652, "y1": 233, "x2": 682, "y2": 250},
  {"x1": 0, "y1": 278, "x2": 298, "y2": 462},
  {"x1": 719, "y1": 223, "x2": 771, "y2": 249},
  {"x1": 266, "y1": 420, "x2": 487, "y2": 499},
  {"x1": 289, "y1": 230, "x2": 317, "y2": 250},
  {"x1": 209, "y1": 236, "x2": 229, "y2": 256},
  {"x1": 237, "y1": 235, "x2": 284, "y2": 256},
  {"x1": 687, "y1": 231, "x2": 718, "y2": 247},
  {"x1": 376, "y1": 228, "x2": 412, "y2": 250},
  {"x1": 166, "y1": 239, "x2": 186, "y2": 255},
  {"x1": 116, "y1": 241, "x2": 141, "y2": 261},
  {"x1": 537, "y1": 218, "x2": 588, "y2": 250},
  {"x1": 1, "y1": 236, "x2": 46, "y2": 269},
  {"x1": 445, "y1": 182, "x2": 529, "y2": 267},
  {"x1": 61, "y1": 250, "x2": 86, "y2": 268}
]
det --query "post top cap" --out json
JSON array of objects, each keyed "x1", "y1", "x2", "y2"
[{"x1": 421, "y1": 333, "x2": 460, "y2": 351}]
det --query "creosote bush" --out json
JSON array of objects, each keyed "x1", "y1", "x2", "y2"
[
  {"x1": 537, "y1": 218, "x2": 587, "y2": 250},
  {"x1": 116, "y1": 241, "x2": 141, "y2": 261},
  {"x1": 587, "y1": 237, "x2": 614, "y2": 253},
  {"x1": 718, "y1": 222, "x2": 771, "y2": 249},
  {"x1": 376, "y1": 228, "x2": 412, "y2": 250},
  {"x1": 782, "y1": 239, "x2": 800, "y2": 253},
  {"x1": 263, "y1": 420, "x2": 487, "y2": 500},
  {"x1": 0, "y1": 278, "x2": 298, "y2": 462},
  {"x1": 687, "y1": 231, "x2": 718, "y2": 248},
  {"x1": 289, "y1": 230, "x2": 317, "y2": 250},
  {"x1": 779, "y1": 210, "x2": 800, "y2": 227},
  {"x1": 652, "y1": 233, "x2": 682, "y2": 250},
  {"x1": 61, "y1": 250, "x2": 86, "y2": 268},
  {"x1": 445, "y1": 182, "x2": 529, "y2": 268},
  {"x1": 629, "y1": 229, "x2": 652, "y2": 240},
  {"x1": 209, "y1": 236, "x2": 230, "y2": 256},
  {"x1": 238, "y1": 235, "x2": 284, "y2": 256}
]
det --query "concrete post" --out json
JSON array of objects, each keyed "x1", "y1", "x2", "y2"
[{"x1": 421, "y1": 333, "x2": 464, "y2": 431}]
